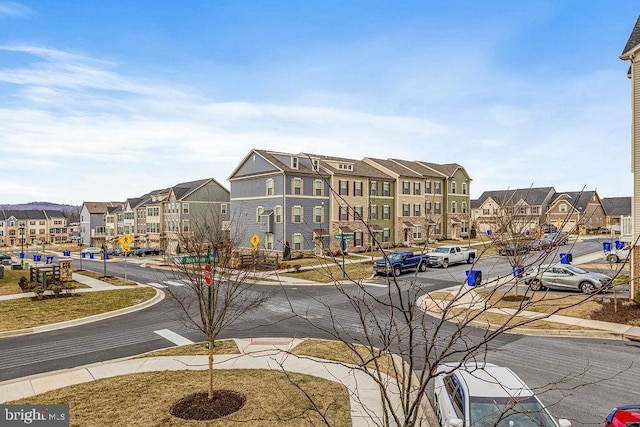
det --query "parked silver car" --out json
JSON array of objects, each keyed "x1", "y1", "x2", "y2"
[
  {"x1": 523, "y1": 264, "x2": 612, "y2": 294},
  {"x1": 433, "y1": 362, "x2": 571, "y2": 427}
]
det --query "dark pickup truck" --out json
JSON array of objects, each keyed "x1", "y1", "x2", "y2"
[{"x1": 374, "y1": 250, "x2": 428, "y2": 276}]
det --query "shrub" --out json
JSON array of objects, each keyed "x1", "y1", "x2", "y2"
[
  {"x1": 63, "y1": 283, "x2": 78, "y2": 295},
  {"x1": 32, "y1": 286, "x2": 45, "y2": 299},
  {"x1": 50, "y1": 285, "x2": 63, "y2": 297},
  {"x1": 18, "y1": 277, "x2": 28, "y2": 289}
]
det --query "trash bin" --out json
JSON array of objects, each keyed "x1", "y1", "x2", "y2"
[
  {"x1": 0, "y1": 265, "x2": 4, "y2": 279},
  {"x1": 512, "y1": 265, "x2": 523, "y2": 278},
  {"x1": 603, "y1": 242, "x2": 611, "y2": 252},
  {"x1": 465, "y1": 270, "x2": 482, "y2": 286},
  {"x1": 63, "y1": 251, "x2": 71, "y2": 257},
  {"x1": 104, "y1": 253, "x2": 109, "y2": 260},
  {"x1": 615, "y1": 240, "x2": 625, "y2": 250},
  {"x1": 89, "y1": 252, "x2": 94, "y2": 259},
  {"x1": 559, "y1": 253, "x2": 572, "y2": 264}
]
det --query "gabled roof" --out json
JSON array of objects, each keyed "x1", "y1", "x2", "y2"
[
  {"x1": 82, "y1": 202, "x2": 121, "y2": 214},
  {"x1": 364, "y1": 157, "x2": 424, "y2": 178},
  {"x1": 303, "y1": 153, "x2": 391, "y2": 179},
  {"x1": 551, "y1": 191, "x2": 597, "y2": 212},
  {"x1": 171, "y1": 178, "x2": 213, "y2": 200},
  {"x1": 601, "y1": 197, "x2": 631, "y2": 216},
  {"x1": 621, "y1": 15, "x2": 640, "y2": 58},
  {"x1": 229, "y1": 149, "x2": 319, "y2": 179},
  {"x1": 1, "y1": 210, "x2": 48, "y2": 220},
  {"x1": 416, "y1": 161, "x2": 463, "y2": 178},
  {"x1": 388, "y1": 159, "x2": 443, "y2": 179},
  {"x1": 475, "y1": 187, "x2": 555, "y2": 207},
  {"x1": 43, "y1": 210, "x2": 65, "y2": 219}
]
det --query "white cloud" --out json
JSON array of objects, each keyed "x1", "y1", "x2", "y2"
[{"x1": 0, "y1": 1, "x2": 31, "y2": 18}]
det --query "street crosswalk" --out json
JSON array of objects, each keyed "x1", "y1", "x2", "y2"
[{"x1": 146, "y1": 279, "x2": 191, "y2": 289}]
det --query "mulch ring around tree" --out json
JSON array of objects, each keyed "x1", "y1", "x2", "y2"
[
  {"x1": 590, "y1": 299, "x2": 640, "y2": 325},
  {"x1": 170, "y1": 390, "x2": 246, "y2": 420}
]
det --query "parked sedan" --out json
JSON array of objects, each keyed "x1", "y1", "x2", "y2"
[
  {"x1": 0, "y1": 253, "x2": 11, "y2": 261},
  {"x1": 433, "y1": 362, "x2": 571, "y2": 427},
  {"x1": 528, "y1": 239, "x2": 551, "y2": 251},
  {"x1": 544, "y1": 232, "x2": 569, "y2": 246},
  {"x1": 498, "y1": 242, "x2": 529, "y2": 256},
  {"x1": 134, "y1": 247, "x2": 163, "y2": 257},
  {"x1": 605, "y1": 405, "x2": 640, "y2": 426},
  {"x1": 524, "y1": 264, "x2": 612, "y2": 294}
]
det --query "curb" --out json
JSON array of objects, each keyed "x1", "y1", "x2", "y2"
[{"x1": 0, "y1": 286, "x2": 164, "y2": 339}]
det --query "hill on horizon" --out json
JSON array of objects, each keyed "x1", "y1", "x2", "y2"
[{"x1": 0, "y1": 202, "x2": 80, "y2": 211}]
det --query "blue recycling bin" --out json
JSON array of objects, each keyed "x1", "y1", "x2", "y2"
[
  {"x1": 603, "y1": 242, "x2": 611, "y2": 252},
  {"x1": 465, "y1": 270, "x2": 482, "y2": 286},
  {"x1": 63, "y1": 251, "x2": 71, "y2": 257},
  {"x1": 104, "y1": 253, "x2": 109, "y2": 260},
  {"x1": 19, "y1": 252, "x2": 24, "y2": 259},
  {"x1": 615, "y1": 240, "x2": 624, "y2": 250},
  {"x1": 45, "y1": 256, "x2": 54, "y2": 264},
  {"x1": 89, "y1": 252, "x2": 94, "y2": 259},
  {"x1": 512, "y1": 265, "x2": 523, "y2": 278},
  {"x1": 559, "y1": 253, "x2": 572, "y2": 264},
  {"x1": 81, "y1": 252, "x2": 86, "y2": 258},
  {"x1": 33, "y1": 254, "x2": 41, "y2": 262}
]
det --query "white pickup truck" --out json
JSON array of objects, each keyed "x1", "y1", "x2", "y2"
[{"x1": 426, "y1": 245, "x2": 478, "y2": 268}]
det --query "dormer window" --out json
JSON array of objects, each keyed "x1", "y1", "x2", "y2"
[
  {"x1": 313, "y1": 159, "x2": 319, "y2": 171},
  {"x1": 338, "y1": 163, "x2": 353, "y2": 171},
  {"x1": 292, "y1": 157, "x2": 299, "y2": 169}
]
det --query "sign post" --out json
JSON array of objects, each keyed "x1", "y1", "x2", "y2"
[{"x1": 333, "y1": 232, "x2": 354, "y2": 279}]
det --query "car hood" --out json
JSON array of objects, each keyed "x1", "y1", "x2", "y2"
[{"x1": 580, "y1": 272, "x2": 611, "y2": 281}]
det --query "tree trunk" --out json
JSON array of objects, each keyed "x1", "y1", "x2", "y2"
[{"x1": 208, "y1": 338, "x2": 214, "y2": 399}]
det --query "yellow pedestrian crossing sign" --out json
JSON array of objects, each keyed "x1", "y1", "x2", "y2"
[
  {"x1": 119, "y1": 234, "x2": 133, "y2": 252},
  {"x1": 250, "y1": 234, "x2": 260, "y2": 250}
]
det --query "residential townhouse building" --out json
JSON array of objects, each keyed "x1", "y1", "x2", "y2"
[
  {"x1": 230, "y1": 149, "x2": 474, "y2": 255},
  {"x1": 416, "y1": 162, "x2": 472, "y2": 239},
  {"x1": 80, "y1": 202, "x2": 120, "y2": 247},
  {"x1": 229, "y1": 149, "x2": 331, "y2": 255},
  {"x1": 621, "y1": 15, "x2": 640, "y2": 300},
  {"x1": 308, "y1": 154, "x2": 396, "y2": 252},
  {"x1": 471, "y1": 187, "x2": 556, "y2": 235},
  {"x1": 363, "y1": 157, "x2": 430, "y2": 245},
  {"x1": 546, "y1": 191, "x2": 606, "y2": 234},
  {"x1": 601, "y1": 197, "x2": 631, "y2": 233},
  {"x1": 82, "y1": 178, "x2": 230, "y2": 254},
  {"x1": 0, "y1": 210, "x2": 68, "y2": 247}
]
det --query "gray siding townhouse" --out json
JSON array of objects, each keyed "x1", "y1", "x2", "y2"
[
  {"x1": 229, "y1": 149, "x2": 330, "y2": 255},
  {"x1": 80, "y1": 202, "x2": 121, "y2": 247}
]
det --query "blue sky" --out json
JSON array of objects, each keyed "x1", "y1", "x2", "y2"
[{"x1": 0, "y1": 1, "x2": 638, "y2": 205}]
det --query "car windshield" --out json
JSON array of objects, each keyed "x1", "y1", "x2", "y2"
[
  {"x1": 432, "y1": 247, "x2": 450, "y2": 253},
  {"x1": 470, "y1": 396, "x2": 557, "y2": 426},
  {"x1": 388, "y1": 253, "x2": 404, "y2": 260},
  {"x1": 562, "y1": 265, "x2": 587, "y2": 274}
]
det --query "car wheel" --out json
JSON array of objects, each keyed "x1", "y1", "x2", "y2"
[
  {"x1": 442, "y1": 259, "x2": 449, "y2": 268},
  {"x1": 529, "y1": 279, "x2": 543, "y2": 291},
  {"x1": 467, "y1": 255, "x2": 475, "y2": 264},
  {"x1": 580, "y1": 281, "x2": 596, "y2": 294},
  {"x1": 393, "y1": 265, "x2": 402, "y2": 277},
  {"x1": 418, "y1": 262, "x2": 427, "y2": 272},
  {"x1": 607, "y1": 254, "x2": 619, "y2": 263}
]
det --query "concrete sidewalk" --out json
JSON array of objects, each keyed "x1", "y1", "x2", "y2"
[{"x1": 0, "y1": 338, "x2": 409, "y2": 427}]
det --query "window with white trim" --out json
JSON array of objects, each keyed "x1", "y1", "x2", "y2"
[
  {"x1": 314, "y1": 180, "x2": 323, "y2": 196},
  {"x1": 354, "y1": 231, "x2": 363, "y2": 247},
  {"x1": 354, "y1": 181, "x2": 362, "y2": 196},
  {"x1": 266, "y1": 179, "x2": 274, "y2": 196},
  {"x1": 256, "y1": 206, "x2": 264, "y2": 223},
  {"x1": 293, "y1": 178, "x2": 302, "y2": 195},
  {"x1": 413, "y1": 204, "x2": 421, "y2": 216},
  {"x1": 382, "y1": 228, "x2": 390, "y2": 242},
  {"x1": 314, "y1": 206, "x2": 323, "y2": 223},
  {"x1": 354, "y1": 206, "x2": 363, "y2": 220},
  {"x1": 339, "y1": 180, "x2": 348, "y2": 195},
  {"x1": 340, "y1": 206, "x2": 349, "y2": 221},
  {"x1": 413, "y1": 226, "x2": 422, "y2": 239},
  {"x1": 275, "y1": 205, "x2": 282, "y2": 223},
  {"x1": 402, "y1": 203, "x2": 410, "y2": 217},
  {"x1": 370, "y1": 181, "x2": 378, "y2": 196},
  {"x1": 293, "y1": 233, "x2": 302, "y2": 250},
  {"x1": 292, "y1": 206, "x2": 302, "y2": 223},
  {"x1": 382, "y1": 182, "x2": 390, "y2": 196},
  {"x1": 402, "y1": 181, "x2": 410, "y2": 195},
  {"x1": 383, "y1": 205, "x2": 390, "y2": 220},
  {"x1": 291, "y1": 157, "x2": 298, "y2": 168},
  {"x1": 451, "y1": 182, "x2": 457, "y2": 194},
  {"x1": 462, "y1": 182, "x2": 467, "y2": 195},
  {"x1": 451, "y1": 201, "x2": 457, "y2": 214},
  {"x1": 370, "y1": 204, "x2": 378, "y2": 220},
  {"x1": 265, "y1": 234, "x2": 274, "y2": 250}
]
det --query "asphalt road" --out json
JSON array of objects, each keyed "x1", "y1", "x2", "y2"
[{"x1": 1, "y1": 238, "x2": 637, "y2": 425}]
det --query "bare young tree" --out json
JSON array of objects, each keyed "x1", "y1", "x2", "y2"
[
  {"x1": 163, "y1": 207, "x2": 271, "y2": 400},
  {"x1": 277, "y1": 184, "x2": 625, "y2": 426}
]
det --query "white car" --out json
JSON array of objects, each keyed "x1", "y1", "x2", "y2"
[
  {"x1": 80, "y1": 247, "x2": 103, "y2": 255},
  {"x1": 433, "y1": 362, "x2": 571, "y2": 427},
  {"x1": 604, "y1": 246, "x2": 630, "y2": 263}
]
